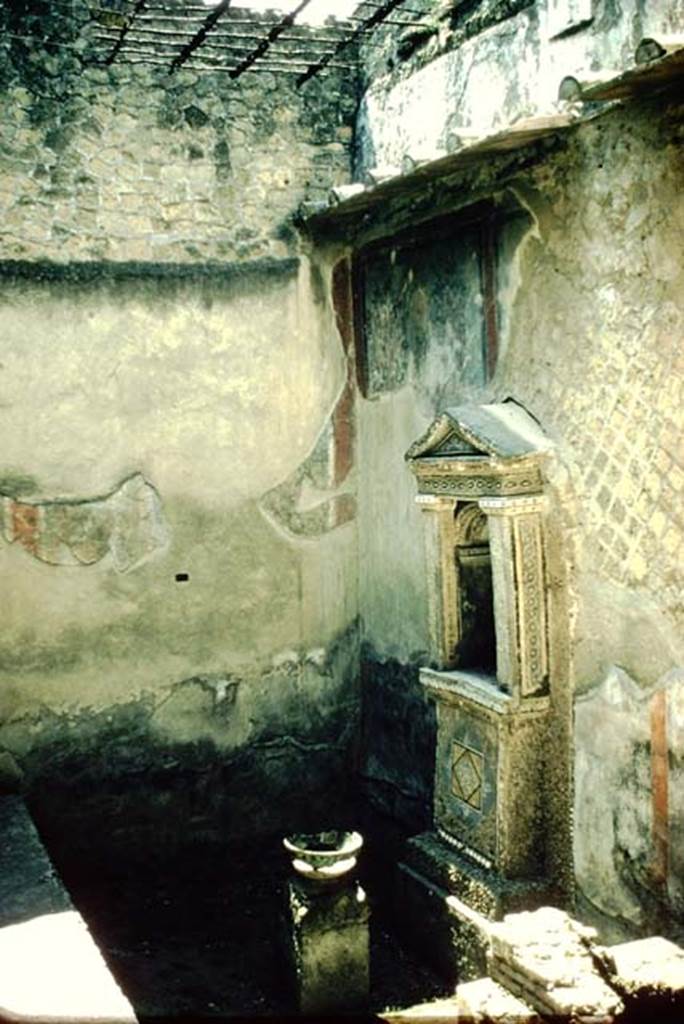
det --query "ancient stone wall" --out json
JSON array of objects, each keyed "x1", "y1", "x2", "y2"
[
  {"x1": 0, "y1": 3, "x2": 360, "y2": 848},
  {"x1": 0, "y1": 4, "x2": 355, "y2": 264}
]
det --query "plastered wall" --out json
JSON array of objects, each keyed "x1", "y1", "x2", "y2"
[{"x1": 0, "y1": 5, "x2": 360, "y2": 850}]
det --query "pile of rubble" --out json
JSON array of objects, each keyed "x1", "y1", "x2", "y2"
[
  {"x1": 486, "y1": 907, "x2": 622, "y2": 1020},
  {"x1": 463, "y1": 907, "x2": 684, "y2": 1022},
  {"x1": 383, "y1": 906, "x2": 684, "y2": 1022}
]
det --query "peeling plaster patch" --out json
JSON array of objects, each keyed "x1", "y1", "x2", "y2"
[
  {"x1": 181, "y1": 671, "x2": 240, "y2": 720},
  {"x1": 259, "y1": 265, "x2": 356, "y2": 540},
  {"x1": 260, "y1": 463, "x2": 356, "y2": 538},
  {"x1": 305, "y1": 647, "x2": 326, "y2": 669},
  {"x1": 271, "y1": 650, "x2": 300, "y2": 672},
  {"x1": 574, "y1": 665, "x2": 684, "y2": 932},
  {"x1": 0, "y1": 473, "x2": 168, "y2": 572},
  {"x1": 193, "y1": 674, "x2": 239, "y2": 712}
]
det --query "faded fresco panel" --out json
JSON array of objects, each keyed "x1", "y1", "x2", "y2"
[{"x1": 359, "y1": 226, "x2": 486, "y2": 402}]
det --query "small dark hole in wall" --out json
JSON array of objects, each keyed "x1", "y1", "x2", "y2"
[{"x1": 175, "y1": 573, "x2": 189, "y2": 582}]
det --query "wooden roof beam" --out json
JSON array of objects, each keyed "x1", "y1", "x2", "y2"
[{"x1": 168, "y1": 0, "x2": 232, "y2": 73}]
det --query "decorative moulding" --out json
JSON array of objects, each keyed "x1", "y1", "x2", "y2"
[
  {"x1": 406, "y1": 402, "x2": 553, "y2": 698},
  {"x1": 405, "y1": 402, "x2": 552, "y2": 500}
]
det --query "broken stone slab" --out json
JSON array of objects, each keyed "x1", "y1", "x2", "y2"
[
  {"x1": 487, "y1": 907, "x2": 624, "y2": 1020},
  {"x1": 598, "y1": 936, "x2": 684, "y2": 1009},
  {"x1": 454, "y1": 977, "x2": 540, "y2": 1022}
]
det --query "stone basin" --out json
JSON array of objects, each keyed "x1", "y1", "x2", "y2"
[{"x1": 283, "y1": 830, "x2": 363, "y2": 882}]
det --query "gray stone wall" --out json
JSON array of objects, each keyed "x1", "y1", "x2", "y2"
[{"x1": 0, "y1": 5, "x2": 355, "y2": 264}]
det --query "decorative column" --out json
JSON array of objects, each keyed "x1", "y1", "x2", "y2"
[
  {"x1": 415, "y1": 494, "x2": 458, "y2": 669},
  {"x1": 479, "y1": 495, "x2": 549, "y2": 698},
  {"x1": 281, "y1": 831, "x2": 369, "y2": 1014}
]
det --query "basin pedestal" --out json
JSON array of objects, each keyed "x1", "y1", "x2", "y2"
[
  {"x1": 282, "y1": 831, "x2": 369, "y2": 1013},
  {"x1": 285, "y1": 877, "x2": 369, "y2": 1013}
]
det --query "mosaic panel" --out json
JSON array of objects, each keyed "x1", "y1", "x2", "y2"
[{"x1": 451, "y1": 740, "x2": 484, "y2": 811}]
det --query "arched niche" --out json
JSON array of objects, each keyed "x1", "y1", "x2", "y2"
[{"x1": 452, "y1": 503, "x2": 496, "y2": 674}]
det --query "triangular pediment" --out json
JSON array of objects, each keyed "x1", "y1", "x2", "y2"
[{"x1": 406, "y1": 402, "x2": 552, "y2": 462}]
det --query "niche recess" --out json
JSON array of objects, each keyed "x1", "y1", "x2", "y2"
[{"x1": 405, "y1": 401, "x2": 554, "y2": 878}]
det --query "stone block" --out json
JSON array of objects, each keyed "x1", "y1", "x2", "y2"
[
  {"x1": 454, "y1": 977, "x2": 540, "y2": 1022},
  {"x1": 395, "y1": 858, "x2": 489, "y2": 983},
  {"x1": 487, "y1": 907, "x2": 624, "y2": 1020},
  {"x1": 599, "y1": 936, "x2": 684, "y2": 1013},
  {"x1": 285, "y1": 877, "x2": 369, "y2": 1014}
]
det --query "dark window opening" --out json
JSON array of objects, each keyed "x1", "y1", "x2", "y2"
[{"x1": 453, "y1": 541, "x2": 496, "y2": 674}]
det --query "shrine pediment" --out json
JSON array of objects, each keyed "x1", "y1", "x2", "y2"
[
  {"x1": 406, "y1": 403, "x2": 552, "y2": 499},
  {"x1": 406, "y1": 402, "x2": 552, "y2": 462}
]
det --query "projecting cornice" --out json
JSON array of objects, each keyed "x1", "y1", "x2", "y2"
[{"x1": 405, "y1": 403, "x2": 552, "y2": 500}]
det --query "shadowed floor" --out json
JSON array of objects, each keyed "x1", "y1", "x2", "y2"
[{"x1": 45, "y1": 834, "x2": 450, "y2": 1020}]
